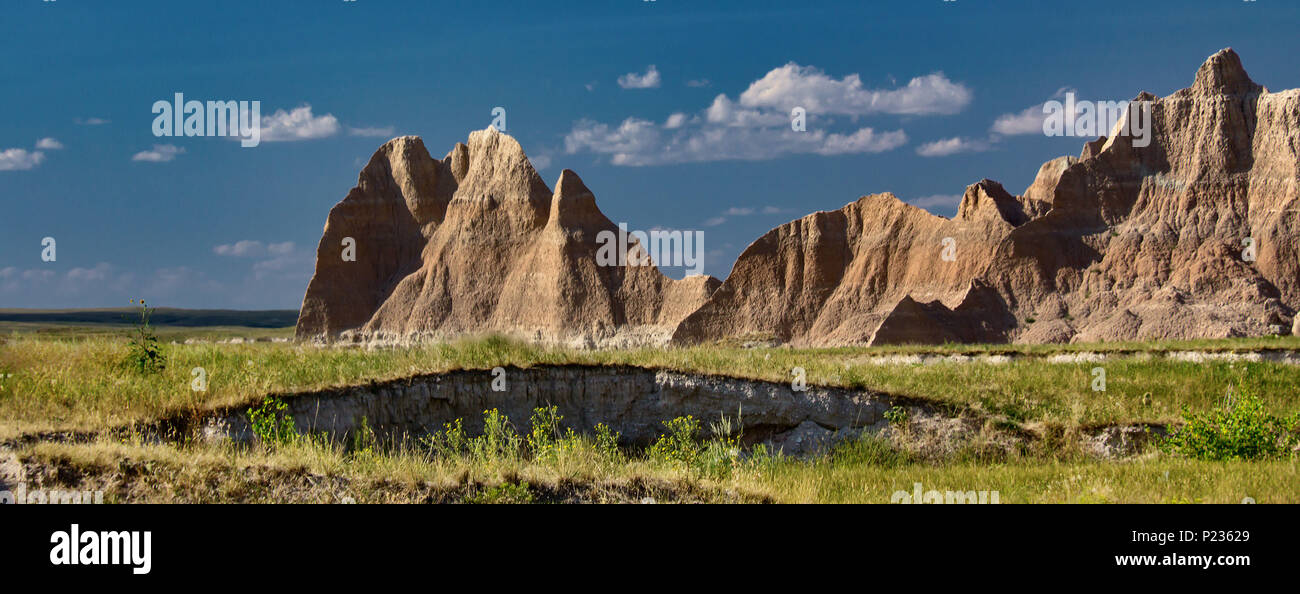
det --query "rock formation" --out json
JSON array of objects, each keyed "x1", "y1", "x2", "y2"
[
  {"x1": 675, "y1": 48, "x2": 1299, "y2": 345},
  {"x1": 297, "y1": 128, "x2": 719, "y2": 347},
  {"x1": 300, "y1": 49, "x2": 1298, "y2": 347}
]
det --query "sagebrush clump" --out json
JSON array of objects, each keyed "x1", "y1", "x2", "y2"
[{"x1": 1160, "y1": 381, "x2": 1299, "y2": 461}]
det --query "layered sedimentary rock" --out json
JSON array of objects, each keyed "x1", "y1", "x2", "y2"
[
  {"x1": 671, "y1": 182, "x2": 1030, "y2": 346},
  {"x1": 301, "y1": 49, "x2": 1298, "y2": 347},
  {"x1": 297, "y1": 128, "x2": 719, "y2": 347},
  {"x1": 675, "y1": 48, "x2": 1300, "y2": 345}
]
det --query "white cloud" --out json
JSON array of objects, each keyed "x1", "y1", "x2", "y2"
[
  {"x1": 705, "y1": 95, "x2": 789, "y2": 127},
  {"x1": 991, "y1": 104, "x2": 1046, "y2": 136},
  {"x1": 214, "y1": 240, "x2": 313, "y2": 287},
  {"x1": 0, "y1": 148, "x2": 45, "y2": 171},
  {"x1": 618, "y1": 65, "x2": 662, "y2": 89},
  {"x1": 259, "y1": 105, "x2": 340, "y2": 142},
  {"x1": 35, "y1": 138, "x2": 64, "y2": 150},
  {"x1": 132, "y1": 144, "x2": 185, "y2": 163},
  {"x1": 738, "y1": 63, "x2": 972, "y2": 116},
  {"x1": 565, "y1": 62, "x2": 954, "y2": 166},
  {"x1": 75, "y1": 117, "x2": 110, "y2": 125},
  {"x1": 686, "y1": 79, "x2": 711, "y2": 88},
  {"x1": 565, "y1": 117, "x2": 904, "y2": 166},
  {"x1": 215, "y1": 240, "x2": 276, "y2": 258},
  {"x1": 215, "y1": 240, "x2": 307, "y2": 278},
  {"x1": 0, "y1": 262, "x2": 137, "y2": 304},
  {"x1": 347, "y1": 126, "x2": 396, "y2": 138},
  {"x1": 584, "y1": 81, "x2": 597, "y2": 92},
  {"x1": 530, "y1": 153, "x2": 552, "y2": 170},
  {"x1": 267, "y1": 241, "x2": 295, "y2": 256},
  {"x1": 990, "y1": 88, "x2": 1077, "y2": 136},
  {"x1": 701, "y1": 205, "x2": 794, "y2": 227},
  {"x1": 916, "y1": 136, "x2": 991, "y2": 157}
]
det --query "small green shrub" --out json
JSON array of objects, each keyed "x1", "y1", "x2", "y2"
[
  {"x1": 527, "y1": 405, "x2": 564, "y2": 460},
  {"x1": 593, "y1": 423, "x2": 622, "y2": 462},
  {"x1": 883, "y1": 405, "x2": 910, "y2": 428},
  {"x1": 648, "y1": 415, "x2": 701, "y2": 469},
  {"x1": 124, "y1": 299, "x2": 166, "y2": 374},
  {"x1": 469, "y1": 408, "x2": 521, "y2": 463},
  {"x1": 350, "y1": 416, "x2": 377, "y2": 457},
  {"x1": 247, "y1": 395, "x2": 298, "y2": 448},
  {"x1": 1160, "y1": 383, "x2": 1299, "y2": 461},
  {"x1": 425, "y1": 418, "x2": 468, "y2": 458}
]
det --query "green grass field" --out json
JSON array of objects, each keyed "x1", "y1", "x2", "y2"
[{"x1": 1, "y1": 317, "x2": 1297, "y2": 503}]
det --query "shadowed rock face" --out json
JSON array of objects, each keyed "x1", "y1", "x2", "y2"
[
  {"x1": 296, "y1": 128, "x2": 719, "y2": 347},
  {"x1": 300, "y1": 49, "x2": 1298, "y2": 347},
  {"x1": 675, "y1": 48, "x2": 1300, "y2": 346}
]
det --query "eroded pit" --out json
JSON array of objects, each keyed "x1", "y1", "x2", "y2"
[{"x1": 198, "y1": 365, "x2": 950, "y2": 457}]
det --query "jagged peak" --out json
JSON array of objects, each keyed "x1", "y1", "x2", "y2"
[
  {"x1": 454, "y1": 126, "x2": 551, "y2": 210},
  {"x1": 361, "y1": 135, "x2": 427, "y2": 172},
  {"x1": 554, "y1": 168, "x2": 593, "y2": 200},
  {"x1": 467, "y1": 125, "x2": 524, "y2": 157},
  {"x1": 548, "y1": 169, "x2": 602, "y2": 227},
  {"x1": 956, "y1": 179, "x2": 1035, "y2": 227},
  {"x1": 1192, "y1": 48, "x2": 1259, "y2": 96}
]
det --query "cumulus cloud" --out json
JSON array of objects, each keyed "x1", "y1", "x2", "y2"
[
  {"x1": 565, "y1": 117, "x2": 905, "y2": 166},
  {"x1": 0, "y1": 148, "x2": 45, "y2": 171},
  {"x1": 214, "y1": 240, "x2": 295, "y2": 258},
  {"x1": 738, "y1": 64, "x2": 972, "y2": 116},
  {"x1": 214, "y1": 240, "x2": 313, "y2": 291},
  {"x1": 990, "y1": 88, "x2": 1077, "y2": 136},
  {"x1": 563, "y1": 62, "x2": 969, "y2": 166},
  {"x1": 131, "y1": 144, "x2": 185, "y2": 163},
  {"x1": 618, "y1": 65, "x2": 662, "y2": 89},
  {"x1": 35, "y1": 138, "x2": 64, "y2": 150},
  {"x1": 0, "y1": 250, "x2": 311, "y2": 309},
  {"x1": 259, "y1": 105, "x2": 341, "y2": 142},
  {"x1": 0, "y1": 262, "x2": 138, "y2": 305},
  {"x1": 991, "y1": 105, "x2": 1047, "y2": 136},
  {"x1": 916, "y1": 136, "x2": 992, "y2": 157},
  {"x1": 701, "y1": 205, "x2": 792, "y2": 227}
]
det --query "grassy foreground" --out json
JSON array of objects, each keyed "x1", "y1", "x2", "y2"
[
  {"x1": 2, "y1": 330, "x2": 1297, "y2": 503},
  {"x1": 2, "y1": 332, "x2": 1299, "y2": 435},
  {"x1": 15, "y1": 429, "x2": 1297, "y2": 503}
]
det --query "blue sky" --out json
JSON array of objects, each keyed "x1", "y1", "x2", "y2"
[{"x1": 2, "y1": 0, "x2": 1297, "y2": 309}]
